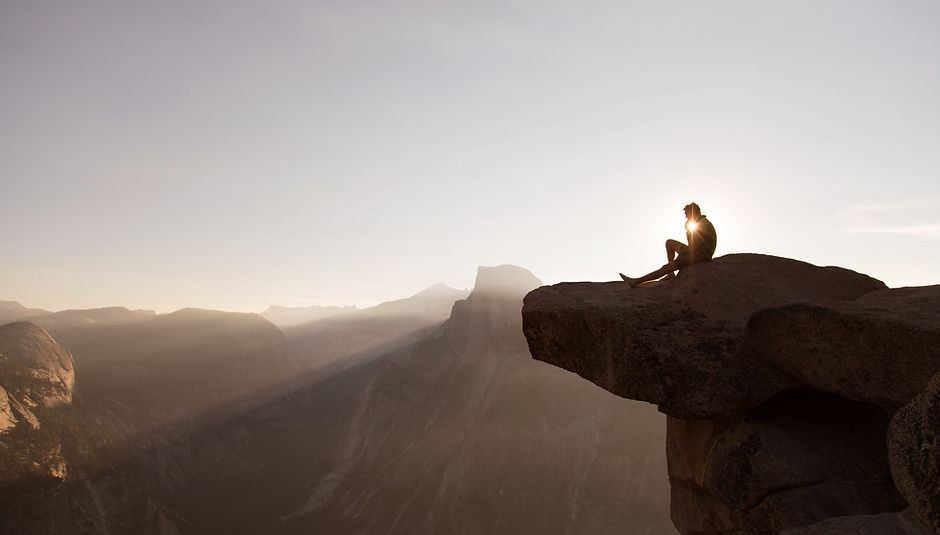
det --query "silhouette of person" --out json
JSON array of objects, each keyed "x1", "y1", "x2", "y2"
[{"x1": 619, "y1": 202, "x2": 717, "y2": 288}]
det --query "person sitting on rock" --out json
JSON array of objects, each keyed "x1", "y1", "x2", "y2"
[{"x1": 619, "y1": 202, "x2": 717, "y2": 288}]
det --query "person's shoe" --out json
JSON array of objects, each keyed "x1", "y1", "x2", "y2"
[{"x1": 619, "y1": 273, "x2": 637, "y2": 288}]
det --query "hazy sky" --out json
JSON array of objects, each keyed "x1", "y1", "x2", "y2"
[{"x1": 2, "y1": 1, "x2": 939, "y2": 313}]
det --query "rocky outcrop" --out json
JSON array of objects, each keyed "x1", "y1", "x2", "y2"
[
  {"x1": 889, "y1": 370, "x2": 940, "y2": 534},
  {"x1": 0, "y1": 321, "x2": 75, "y2": 408},
  {"x1": 28, "y1": 306, "x2": 156, "y2": 330},
  {"x1": 522, "y1": 254, "x2": 938, "y2": 534},
  {"x1": 0, "y1": 385, "x2": 16, "y2": 432},
  {"x1": 0, "y1": 322, "x2": 76, "y2": 494},
  {"x1": 522, "y1": 254, "x2": 886, "y2": 419}
]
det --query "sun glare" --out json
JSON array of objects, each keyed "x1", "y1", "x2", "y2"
[{"x1": 686, "y1": 220, "x2": 698, "y2": 233}]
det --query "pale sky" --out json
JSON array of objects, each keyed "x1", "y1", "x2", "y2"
[{"x1": 2, "y1": 1, "x2": 939, "y2": 313}]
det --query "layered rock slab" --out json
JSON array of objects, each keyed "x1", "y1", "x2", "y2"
[
  {"x1": 521, "y1": 254, "x2": 886, "y2": 419},
  {"x1": 749, "y1": 285, "x2": 940, "y2": 411}
]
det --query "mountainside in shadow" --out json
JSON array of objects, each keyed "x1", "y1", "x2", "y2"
[
  {"x1": 282, "y1": 266, "x2": 674, "y2": 534},
  {"x1": 1, "y1": 270, "x2": 673, "y2": 534},
  {"x1": 283, "y1": 283, "x2": 470, "y2": 382},
  {"x1": 0, "y1": 309, "x2": 291, "y2": 534},
  {"x1": 0, "y1": 287, "x2": 475, "y2": 534}
]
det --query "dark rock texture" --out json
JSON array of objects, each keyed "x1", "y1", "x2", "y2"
[
  {"x1": 665, "y1": 392, "x2": 905, "y2": 534},
  {"x1": 781, "y1": 508, "x2": 929, "y2": 534},
  {"x1": 750, "y1": 285, "x2": 940, "y2": 411},
  {"x1": 522, "y1": 254, "x2": 939, "y2": 534},
  {"x1": 889, "y1": 370, "x2": 940, "y2": 534},
  {"x1": 522, "y1": 254, "x2": 886, "y2": 420}
]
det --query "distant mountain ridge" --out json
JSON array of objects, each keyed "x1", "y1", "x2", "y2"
[
  {"x1": 362, "y1": 283, "x2": 469, "y2": 319},
  {"x1": 0, "y1": 301, "x2": 51, "y2": 325},
  {"x1": 261, "y1": 304, "x2": 358, "y2": 328},
  {"x1": 282, "y1": 284, "x2": 470, "y2": 381}
]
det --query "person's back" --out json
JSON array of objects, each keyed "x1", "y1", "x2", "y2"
[{"x1": 688, "y1": 214, "x2": 717, "y2": 261}]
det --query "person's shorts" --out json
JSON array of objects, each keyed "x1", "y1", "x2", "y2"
[{"x1": 675, "y1": 249, "x2": 711, "y2": 269}]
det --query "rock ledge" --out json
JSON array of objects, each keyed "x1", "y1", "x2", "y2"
[{"x1": 522, "y1": 254, "x2": 939, "y2": 534}]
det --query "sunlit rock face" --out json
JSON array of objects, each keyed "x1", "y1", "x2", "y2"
[
  {"x1": 522, "y1": 254, "x2": 939, "y2": 534},
  {"x1": 0, "y1": 322, "x2": 76, "y2": 497},
  {"x1": 0, "y1": 385, "x2": 16, "y2": 432},
  {"x1": 0, "y1": 321, "x2": 75, "y2": 408}
]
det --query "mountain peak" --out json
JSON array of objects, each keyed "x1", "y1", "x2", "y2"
[
  {"x1": 472, "y1": 265, "x2": 542, "y2": 297},
  {"x1": 0, "y1": 322, "x2": 67, "y2": 365},
  {"x1": 412, "y1": 283, "x2": 464, "y2": 299},
  {"x1": 0, "y1": 300, "x2": 52, "y2": 325}
]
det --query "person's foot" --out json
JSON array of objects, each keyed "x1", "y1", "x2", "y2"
[{"x1": 619, "y1": 273, "x2": 637, "y2": 288}]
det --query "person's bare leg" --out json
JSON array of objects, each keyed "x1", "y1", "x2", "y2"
[
  {"x1": 620, "y1": 261, "x2": 678, "y2": 288},
  {"x1": 619, "y1": 239, "x2": 686, "y2": 287},
  {"x1": 663, "y1": 239, "x2": 685, "y2": 280},
  {"x1": 665, "y1": 239, "x2": 684, "y2": 262}
]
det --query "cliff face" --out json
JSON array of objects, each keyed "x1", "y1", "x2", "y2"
[
  {"x1": 283, "y1": 265, "x2": 675, "y2": 534},
  {"x1": 0, "y1": 321, "x2": 75, "y2": 408},
  {"x1": 522, "y1": 254, "x2": 940, "y2": 534},
  {"x1": 0, "y1": 322, "x2": 76, "y2": 500}
]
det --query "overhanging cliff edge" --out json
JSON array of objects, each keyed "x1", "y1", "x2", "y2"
[{"x1": 521, "y1": 253, "x2": 940, "y2": 533}]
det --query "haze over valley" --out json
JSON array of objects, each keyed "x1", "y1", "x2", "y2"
[{"x1": 0, "y1": 266, "x2": 674, "y2": 534}]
